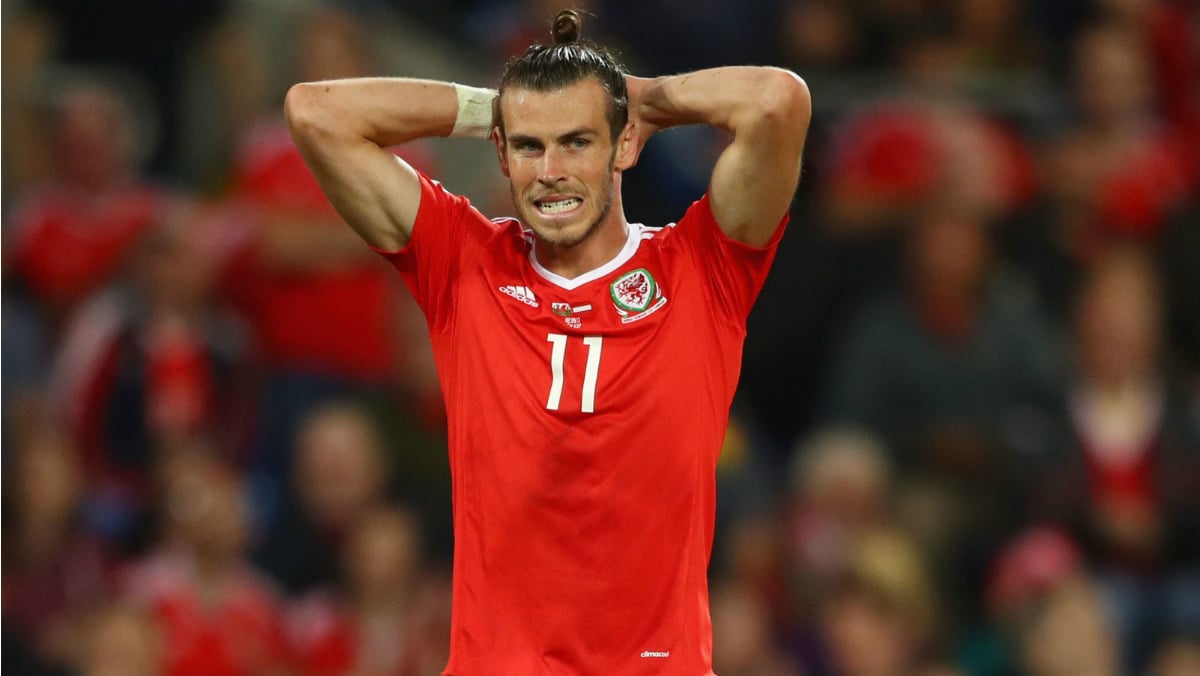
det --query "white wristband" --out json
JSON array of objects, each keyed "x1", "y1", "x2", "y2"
[{"x1": 451, "y1": 83, "x2": 497, "y2": 139}]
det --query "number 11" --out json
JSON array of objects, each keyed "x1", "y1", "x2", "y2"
[{"x1": 545, "y1": 334, "x2": 603, "y2": 413}]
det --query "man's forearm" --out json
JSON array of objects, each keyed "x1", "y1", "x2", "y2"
[
  {"x1": 634, "y1": 67, "x2": 806, "y2": 135},
  {"x1": 285, "y1": 78, "x2": 474, "y2": 148},
  {"x1": 283, "y1": 77, "x2": 495, "y2": 251}
]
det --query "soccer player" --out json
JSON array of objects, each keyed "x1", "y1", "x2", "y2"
[{"x1": 285, "y1": 9, "x2": 810, "y2": 674}]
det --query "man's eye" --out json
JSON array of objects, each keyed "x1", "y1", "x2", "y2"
[
  {"x1": 569, "y1": 139, "x2": 589, "y2": 149},
  {"x1": 515, "y1": 142, "x2": 539, "y2": 152}
]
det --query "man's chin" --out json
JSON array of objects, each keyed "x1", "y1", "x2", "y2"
[
  {"x1": 529, "y1": 220, "x2": 593, "y2": 249},
  {"x1": 535, "y1": 230, "x2": 588, "y2": 250}
]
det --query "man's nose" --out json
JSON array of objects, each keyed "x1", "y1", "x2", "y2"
[{"x1": 537, "y1": 148, "x2": 567, "y2": 184}]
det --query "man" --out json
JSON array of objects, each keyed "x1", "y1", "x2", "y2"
[{"x1": 286, "y1": 10, "x2": 809, "y2": 674}]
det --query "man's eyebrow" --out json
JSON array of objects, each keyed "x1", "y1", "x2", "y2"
[
  {"x1": 507, "y1": 134, "x2": 543, "y2": 146},
  {"x1": 557, "y1": 128, "x2": 598, "y2": 142}
]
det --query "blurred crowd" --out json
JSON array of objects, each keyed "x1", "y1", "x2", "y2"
[{"x1": 2, "y1": 1, "x2": 1198, "y2": 675}]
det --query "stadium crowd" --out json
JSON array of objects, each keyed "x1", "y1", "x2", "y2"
[{"x1": 3, "y1": 0, "x2": 1199, "y2": 674}]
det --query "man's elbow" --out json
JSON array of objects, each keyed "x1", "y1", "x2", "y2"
[
  {"x1": 284, "y1": 82, "x2": 335, "y2": 143},
  {"x1": 757, "y1": 69, "x2": 811, "y2": 132}
]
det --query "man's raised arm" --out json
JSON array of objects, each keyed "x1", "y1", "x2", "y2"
[
  {"x1": 284, "y1": 78, "x2": 494, "y2": 251},
  {"x1": 627, "y1": 68, "x2": 811, "y2": 247}
]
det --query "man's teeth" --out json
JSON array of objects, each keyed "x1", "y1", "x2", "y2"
[{"x1": 538, "y1": 198, "x2": 581, "y2": 214}]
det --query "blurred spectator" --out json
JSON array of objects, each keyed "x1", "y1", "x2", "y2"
[
  {"x1": 287, "y1": 505, "x2": 450, "y2": 675},
  {"x1": 710, "y1": 578, "x2": 802, "y2": 676},
  {"x1": 1, "y1": 5, "x2": 57, "y2": 195},
  {"x1": 1067, "y1": 21, "x2": 1193, "y2": 236},
  {"x1": 719, "y1": 513, "x2": 791, "y2": 632},
  {"x1": 779, "y1": 0, "x2": 863, "y2": 74},
  {"x1": 2, "y1": 426, "x2": 114, "y2": 675},
  {"x1": 978, "y1": 527, "x2": 1123, "y2": 676},
  {"x1": 785, "y1": 427, "x2": 893, "y2": 610},
  {"x1": 820, "y1": 103, "x2": 942, "y2": 237},
  {"x1": 817, "y1": 529, "x2": 943, "y2": 676},
  {"x1": 775, "y1": 427, "x2": 960, "y2": 674},
  {"x1": 779, "y1": 0, "x2": 953, "y2": 76},
  {"x1": 1029, "y1": 246, "x2": 1200, "y2": 671},
  {"x1": 1018, "y1": 563, "x2": 1123, "y2": 676},
  {"x1": 76, "y1": 602, "x2": 165, "y2": 676},
  {"x1": 1147, "y1": 636, "x2": 1200, "y2": 676},
  {"x1": 45, "y1": 209, "x2": 252, "y2": 553},
  {"x1": 949, "y1": 0, "x2": 1044, "y2": 89},
  {"x1": 121, "y1": 450, "x2": 289, "y2": 676},
  {"x1": 1055, "y1": 246, "x2": 1199, "y2": 569},
  {"x1": 5, "y1": 75, "x2": 175, "y2": 328},
  {"x1": 30, "y1": 0, "x2": 227, "y2": 177},
  {"x1": 984, "y1": 528, "x2": 1082, "y2": 629},
  {"x1": 252, "y1": 401, "x2": 390, "y2": 596},
  {"x1": 1091, "y1": 0, "x2": 1200, "y2": 177},
  {"x1": 748, "y1": 36, "x2": 1038, "y2": 451},
  {"x1": 821, "y1": 98, "x2": 1033, "y2": 238},
  {"x1": 821, "y1": 204, "x2": 1067, "y2": 636},
  {"x1": 225, "y1": 4, "x2": 440, "y2": 519},
  {"x1": 825, "y1": 204, "x2": 1062, "y2": 468},
  {"x1": 1006, "y1": 20, "x2": 1195, "y2": 319}
]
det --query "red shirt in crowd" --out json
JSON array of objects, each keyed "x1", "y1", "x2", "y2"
[
  {"x1": 234, "y1": 123, "x2": 435, "y2": 380},
  {"x1": 9, "y1": 185, "x2": 160, "y2": 314},
  {"x1": 124, "y1": 551, "x2": 289, "y2": 676}
]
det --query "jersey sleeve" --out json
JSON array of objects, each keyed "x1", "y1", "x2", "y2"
[
  {"x1": 674, "y1": 194, "x2": 788, "y2": 326},
  {"x1": 372, "y1": 172, "x2": 475, "y2": 333}
]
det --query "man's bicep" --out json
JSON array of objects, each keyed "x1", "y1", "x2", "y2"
[
  {"x1": 296, "y1": 135, "x2": 422, "y2": 252},
  {"x1": 707, "y1": 141, "x2": 796, "y2": 246},
  {"x1": 708, "y1": 79, "x2": 810, "y2": 247}
]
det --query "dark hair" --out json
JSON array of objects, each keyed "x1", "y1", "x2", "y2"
[{"x1": 495, "y1": 10, "x2": 628, "y2": 141}]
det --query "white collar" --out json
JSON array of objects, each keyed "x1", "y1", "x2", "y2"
[{"x1": 528, "y1": 223, "x2": 643, "y2": 290}]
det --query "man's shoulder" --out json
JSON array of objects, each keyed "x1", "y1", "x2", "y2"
[
  {"x1": 416, "y1": 174, "x2": 522, "y2": 240},
  {"x1": 638, "y1": 194, "x2": 727, "y2": 246},
  {"x1": 630, "y1": 221, "x2": 679, "y2": 240}
]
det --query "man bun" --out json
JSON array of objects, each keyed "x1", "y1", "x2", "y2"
[
  {"x1": 551, "y1": 9, "x2": 582, "y2": 45},
  {"x1": 498, "y1": 8, "x2": 627, "y2": 142}
]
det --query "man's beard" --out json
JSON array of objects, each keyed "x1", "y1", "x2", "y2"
[
  {"x1": 535, "y1": 176, "x2": 615, "y2": 250},
  {"x1": 515, "y1": 158, "x2": 617, "y2": 251}
]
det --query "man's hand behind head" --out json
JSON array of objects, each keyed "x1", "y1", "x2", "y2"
[{"x1": 624, "y1": 75, "x2": 661, "y2": 166}]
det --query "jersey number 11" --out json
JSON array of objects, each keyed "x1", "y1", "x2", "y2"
[{"x1": 545, "y1": 333, "x2": 603, "y2": 413}]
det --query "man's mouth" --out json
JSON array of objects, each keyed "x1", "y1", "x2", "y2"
[{"x1": 535, "y1": 197, "x2": 582, "y2": 215}]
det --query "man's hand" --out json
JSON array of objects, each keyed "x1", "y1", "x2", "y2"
[{"x1": 624, "y1": 75, "x2": 661, "y2": 166}]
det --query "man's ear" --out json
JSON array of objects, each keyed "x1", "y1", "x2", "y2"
[
  {"x1": 614, "y1": 120, "x2": 639, "y2": 171},
  {"x1": 492, "y1": 127, "x2": 510, "y2": 177}
]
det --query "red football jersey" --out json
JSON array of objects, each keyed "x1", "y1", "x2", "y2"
[{"x1": 378, "y1": 174, "x2": 785, "y2": 675}]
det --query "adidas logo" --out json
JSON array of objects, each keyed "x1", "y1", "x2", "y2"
[{"x1": 498, "y1": 285, "x2": 539, "y2": 307}]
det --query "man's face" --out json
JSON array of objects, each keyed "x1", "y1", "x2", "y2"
[{"x1": 495, "y1": 79, "x2": 633, "y2": 249}]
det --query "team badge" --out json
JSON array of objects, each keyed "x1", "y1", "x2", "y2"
[{"x1": 609, "y1": 268, "x2": 668, "y2": 323}]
